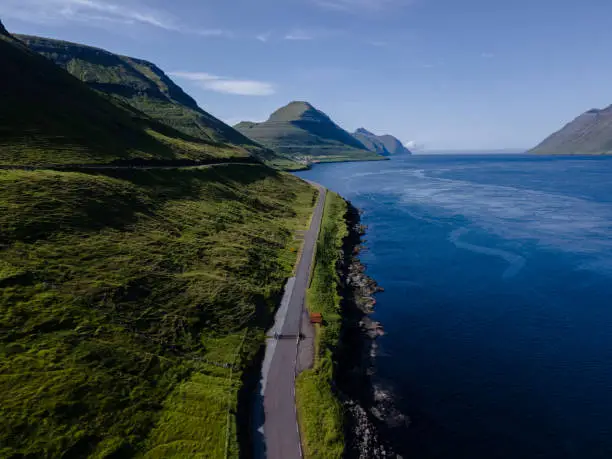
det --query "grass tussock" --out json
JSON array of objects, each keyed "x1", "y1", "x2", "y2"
[
  {"x1": 296, "y1": 192, "x2": 348, "y2": 459},
  {"x1": 0, "y1": 165, "x2": 316, "y2": 458}
]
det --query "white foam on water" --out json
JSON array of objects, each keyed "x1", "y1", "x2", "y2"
[
  {"x1": 352, "y1": 167, "x2": 612, "y2": 275},
  {"x1": 449, "y1": 228, "x2": 526, "y2": 279}
]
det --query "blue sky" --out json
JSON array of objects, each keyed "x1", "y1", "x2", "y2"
[{"x1": 3, "y1": 0, "x2": 612, "y2": 150}]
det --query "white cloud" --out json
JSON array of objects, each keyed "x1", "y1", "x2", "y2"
[
  {"x1": 284, "y1": 27, "x2": 346, "y2": 41},
  {"x1": 311, "y1": 0, "x2": 412, "y2": 12},
  {"x1": 481, "y1": 52, "x2": 495, "y2": 59},
  {"x1": 284, "y1": 29, "x2": 314, "y2": 41},
  {"x1": 169, "y1": 72, "x2": 275, "y2": 96},
  {"x1": 256, "y1": 32, "x2": 272, "y2": 42},
  {"x1": 0, "y1": 0, "x2": 230, "y2": 36}
]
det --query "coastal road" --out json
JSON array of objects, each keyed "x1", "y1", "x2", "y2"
[
  {"x1": 0, "y1": 161, "x2": 259, "y2": 171},
  {"x1": 255, "y1": 182, "x2": 326, "y2": 459},
  {"x1": 280, "y1": 182, "x2": 326, "y2": 338}
]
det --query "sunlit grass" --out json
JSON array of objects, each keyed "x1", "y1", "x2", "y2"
[{"x1": 0, "y1": 165, "x2": 316, "y2": 457}]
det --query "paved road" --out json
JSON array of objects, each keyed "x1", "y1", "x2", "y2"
[
  {"x1": 255, "y1": 183, "x2": 326, "y2": 459},
  {"x1": 281, "y1": 182, "x2": 326, "y2": 337},
  {"x1": 0, "y1": 161, "x2": 258, "y2": 171}
]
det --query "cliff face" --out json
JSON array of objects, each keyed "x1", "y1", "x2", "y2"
[
  {"x1": 336, "y1": 204, "x2": 403, "y2": 459},
  {"x1": 530, "y1": 105, "x2": 612, "y2": 155}
]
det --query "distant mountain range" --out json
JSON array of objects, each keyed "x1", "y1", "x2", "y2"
[
  {"x1": 234, "y1": 101, "x2": 385, "y2": 163},
  {"x1": 530, "y1": 105, "x2": 612, "y2": 155},
  {"x1": 352, "y1": 128, "x2": 412, "y2": 156},
  {"x1": 18, "y1": 34, "x2": 285, "y2": 163},
  {"x1": 15, "y1": 33, "x2": 412, "y2": 166}
]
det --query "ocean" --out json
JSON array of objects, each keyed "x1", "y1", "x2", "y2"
[{"x1": 296, "y1": 155, "x2": 612, "y2": 459}]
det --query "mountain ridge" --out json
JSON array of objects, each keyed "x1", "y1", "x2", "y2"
[
  {"x1": 1, "y1": 25, "x2": 254, "y2": 165},
  {"x1": 17, "y1": 34, "x2": 286, "y2": 163}
]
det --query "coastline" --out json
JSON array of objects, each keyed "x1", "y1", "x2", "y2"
[{"x1": 336, "y1": 202, "x2": 404, "y2": 458}]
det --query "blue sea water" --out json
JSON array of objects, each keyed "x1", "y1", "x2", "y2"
[{"x1": 296, "y1": 155, "x2": 612, "y2": 459}]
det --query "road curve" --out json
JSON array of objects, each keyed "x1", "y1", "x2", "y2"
[{"x1": 256, "y1": 182, "x2": 326, "y2": 459}]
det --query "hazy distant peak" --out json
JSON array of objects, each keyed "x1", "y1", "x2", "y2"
[
  {"x1": 352, "y1": 128, "x2": 412, "y2": 156},
  {"x1": 530, "y1": 103, "x2": 612, "y2": 155}
]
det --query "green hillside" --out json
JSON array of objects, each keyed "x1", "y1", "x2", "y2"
[
  {"x1": 0, "y1": 165, "x2": 316, "y2": 458},
  {"x1": 0, "y1": 29, "x2": 251, "y2": 166},
  {"x1": 530, "y1": 105, "x2": 612, "y2": 155},
  {"x1": 235, "y1": 101, "x2": 385, "y2": 163}
]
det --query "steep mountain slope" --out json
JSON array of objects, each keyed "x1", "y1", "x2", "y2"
[
  {"x1": 530, "y1": 105, "x2": 612, "y2": 155},
  {"x1": 18, "y1": 34, "x2": 282, "y2": 162},
  {"x1": 0, "y1": 27, "x2": 250, "y2": 165},
  {"x1": 352, "y1": 128, "x2": 412, "y2": 156},
  {"x1": 235, "y1": 101, "x2": 384, "y2": 163}
]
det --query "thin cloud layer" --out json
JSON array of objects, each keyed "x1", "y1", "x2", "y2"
[
  {"x1": 0, "y1": 0, "x2": 229, "y2": 36},
  {"x1": 311, "y1": 0, "x2": 412, "y2": 12},
  {"x1": 284, "y1": 29, "x2": 314, "y2": 40},
  {"x1": 170, "y1": 72, "x2": 275, "y2": 96},
  {"x1": 256, "y1": 32, "x2": 272, "y2": 42},
  {"x1": 284, "y1": 27, "x2": 346, "y2": 41}
]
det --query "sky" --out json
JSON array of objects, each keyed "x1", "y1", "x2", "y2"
[{"x1": 3, "y1": 0, "x2": 612, "y2": 151}]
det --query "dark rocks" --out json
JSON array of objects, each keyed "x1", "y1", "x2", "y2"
[{"x1": 336, "y1": 202, "x2": 402, "y2": 458}]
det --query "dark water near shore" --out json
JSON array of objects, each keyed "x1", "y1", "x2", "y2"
[{"x1": 296, "y1": 155, "x2": 612, "y2": 459}]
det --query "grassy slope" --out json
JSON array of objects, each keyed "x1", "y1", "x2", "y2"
[
  {"x1": 18, "y1": 34, "x2": 302, "y2": 168},
  {"x1": 234, "y1": 102, "x2": 384, "y2": 163},
  {"x1": 0, "y1": 32, "x2": 252, "y2": 166},
  {"x1": 0, "y1": 165, "x2": 316, "y2": 458},
  {"x1": 296, "y1": 192, "x2": 348, "y2": 459}
]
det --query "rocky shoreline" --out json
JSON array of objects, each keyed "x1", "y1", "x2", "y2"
[{"x1": 336, "y1": 202, "x2": 407, "y2": 459}]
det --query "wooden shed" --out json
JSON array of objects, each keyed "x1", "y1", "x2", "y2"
[{"x1": 309, "y1": 312, "x2": 323, "y2": 325}]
